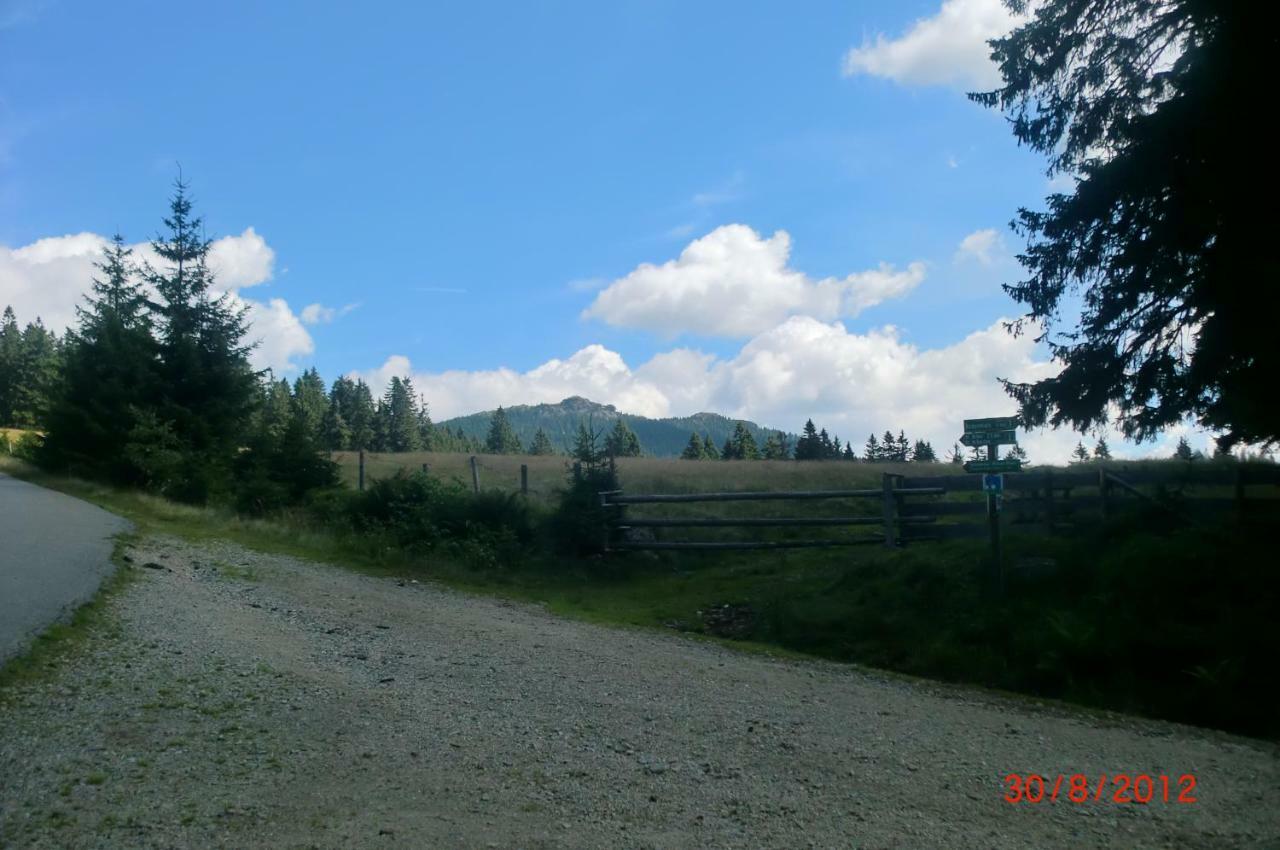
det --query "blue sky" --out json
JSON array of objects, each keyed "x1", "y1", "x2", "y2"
[{"x1": 0, "y1": 0, "x2": 1201, "y2": 459}]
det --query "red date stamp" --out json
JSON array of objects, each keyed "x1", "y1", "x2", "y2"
[{"x1": 1003, "y1": 773, "x2": 1198, "y2": 804}]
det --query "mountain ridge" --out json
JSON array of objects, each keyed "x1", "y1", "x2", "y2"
[{"x1": 437, "y1": 396, "x2": 797, "y2": 457}]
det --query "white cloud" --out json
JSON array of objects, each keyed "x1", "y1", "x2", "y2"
[
  {"x1": 237, "y1": 295, "x2": 314, "y2": 374},
  {"x1": 583, "y1": 224, "x2": 926, "y2": 337},
  {"x1": 354, "y1": 345, "x2": 674, "y2": 422},
  {"x1": 954, "y1": 228, "x2": 1003, "y2": 265},
  {"x1": 841, "y1": 0, "x2": 1024, "y2": 90},
  {"x1": 358, "y1": 315, "x2": 1206, "y2": 463},
  {"x1": 300, "y1": 301, "x2": 359, "y2": 325},
  {"x1": 206, "y1": 227, "x2": 275, "y2": 289},
  {"x1": 0, "y1": 229, "x2": 311, "y2": 373}
]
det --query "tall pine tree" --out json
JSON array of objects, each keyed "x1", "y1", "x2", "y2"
[
  {"x1": 141, "y1": 179, "x2": 257, "y2": 498},
  {"x1": 484, "y1": 406, "x2": 521, "y2": 454},
  {"x1": 41, "y1": 236, "x2": 158, "y2": 480}
]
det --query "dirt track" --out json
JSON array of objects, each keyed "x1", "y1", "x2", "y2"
[{"x1": 2, "y1": 534, "x2": 1277, "y2": 848}]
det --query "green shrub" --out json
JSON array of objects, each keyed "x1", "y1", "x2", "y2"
[
  {"x1": 547, "y1": 459, "x2": 618, "y2": 557},
  {"x1": 331, "y1": 471, "x2": 536, "y2": 567},
  {"x1": 13, "y1": 431, "x2": 43, "y2": 462}
]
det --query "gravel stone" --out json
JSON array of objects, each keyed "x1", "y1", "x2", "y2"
[{"x1": 1, "y1": 534, "x2": 1277, "y2": 848}]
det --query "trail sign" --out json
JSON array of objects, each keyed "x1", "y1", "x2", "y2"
[
  {"x1": 960, "y1": 429, "x2": 1017, "y2": 448},
  {"x1": 964, "y1": 417, "x2": 1019, "y2": 432},
  {"x1": 964, "y1": 458, "x2": 1023, "y2": 474},
  {"x1": 982, "y1": 473, "x2": 1004, "y2": 494}
]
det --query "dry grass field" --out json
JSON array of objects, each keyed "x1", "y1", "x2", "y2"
[{"x1": 331, "y1": 450, "x2": 930, "y2": 505}]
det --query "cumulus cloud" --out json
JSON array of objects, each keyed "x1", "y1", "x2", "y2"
[
  {"x1": 205, "y1": 227, "x2": 275, "y2": 289},
  {"x1": 583, "y1": 224, "x2": 926, "y2": 337},
  {"x1": 237, "y1": 295, "x2": 315, "y2": 373},
  {"x1": 954, "y1": 228, "x2": 1003, "y2": 265},
  {"x1": 354, "y1": 315, "x2": 1149, "y2": 462},
  {"x1": 355, "y1": 345, "x2": 674, "y2": 422},
  {"x1": 0, "y1": 229, "x2": 311, "y2": 373},
  {"x1": 841, "y1": 0, "x2": 1024, "y2": 90}
]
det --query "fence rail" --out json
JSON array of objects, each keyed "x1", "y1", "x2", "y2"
[
  {"x1": 601, "y1": 462, "x2": 1280, "y2": 552},
  {"x1": 602, "y1": 474, "x2": 943, "y2": 551}
]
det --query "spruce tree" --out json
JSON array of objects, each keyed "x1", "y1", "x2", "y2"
[
  {"x1": 1173, "y1": 435, "x2": 1195, "y2": 461},
  {"x1": 976, "y1": 0, "x2": 1278, "y2": 449},
  {"x1": 842, "y1": 441, "x2": 855, "y2": 461},
  {"x1": 720, "y1": 436, "x2": 735, "y2": 460},
  {"x1": 571, "y1": 421, "x2": 603, "y2": 465},
  {"x1": 701, "y1": 433, "x2": 719, "y2": 460},
  {"x1": 415, "y1": 393, "x2": 434, "y2": 451},
  {"x1": 605, "y1": 418, "x2": 642, "y2": 458},
  {"x1": 347, "y1": 380, "x2": 376, "y2": 450},
  {"x1": 863, "y1": 433, "x2": 880, "y2": 462},
  {"x1": 1007, "y1": 445, "x2": 1029, "y2": 464},
  {"x1": 11, "y1": 319, "x2": 61, "y2": 428},
  {"x1": 730, "y1": 422, "x2": 759, "y2": 460},
  {"x1": 40, "y1": 236, "x2": 159, "y2": 479},
  {"x1": 141, "y1": 179, "x2": 257, "y2": 497},
  {"x1": 291, "y1": 368, "x2": 327, "y2": 444},
  {"x1": 947, "y1": 443, "x2": 964, "y2": 465},
  {"x1": 0, "y1": 307, "x2": 20, "y2": 425},
  {"x1": 895, "y1": 430, "x2": 911, "y2": 462},
  {"x1": 259, "y1": 378, "x2": 293, "y2": 443},
  {"x1": 1093, "y1": 437, "x2": 1112, "y2": 461},
  {"x1": 1071, "y1": 441, "x2": 1091, "y2": 463},
  {"x1": 382, "y1": 377, "x2": 422, "y2": 452},
  {"x1": 794, "y1": 419, "x2": 823, "y2": 460},
  {"x1": 681, "y1": 432, "x2": 703, "y2": 460},
  {"x1": 529, "y1": 427, "x2": 555, "y2": 456},
  {"x1": 912, "y1": 440, "x2": 938, "y2": 463},
  {"x1": 484, "y1": 406, "x2": 521, "y2": 454},
  {"x1": 761, "y1": 432, "x2": 785, "y2": 460}
]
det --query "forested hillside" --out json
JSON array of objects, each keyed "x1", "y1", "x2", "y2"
[{"x1": 438, "y1": 396, "x2": 796, "y2": 457}]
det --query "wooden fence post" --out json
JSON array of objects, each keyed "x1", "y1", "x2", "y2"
[
  {"x1": 1098, "y1": 467, "x2": 1110, "y2": 520},
  {"x1": 470, "y1": 455, "x2": 480, "y2": 494},
  {"x1": 520, "y1": 464, "x2": 528, "y2": 496},
  {"x1": 421, "y1": 463, "x2": 430, "y2": 476},
  {"x1": 880, "y1": 473, "x2": 896, "y2": 547},
  {"x1": 1235, "y1": 465, "x2": 1245, "y2": 521},
  {"x1": 358, "y1": 449, "x2": 365, "y2": 492},
  {"x1": 1044, "y1": 469, "x2": 1055, "y2": 535}
]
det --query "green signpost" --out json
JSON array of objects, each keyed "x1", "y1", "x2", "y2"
[
  {"x1": 960, "y1": 415, "x2": 1021, "y2": 598},
  {"x1": 963, "y1": 417, "x2": 1019, "y2": 432},
  {"x1": 963, "y1": 457, "x2": 1022, "y2": 473},
  {"x1": 960, "y1": 429, "x2": 1017, "y2": 448}
]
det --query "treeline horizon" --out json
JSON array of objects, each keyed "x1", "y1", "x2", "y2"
[{"x1": 5, "y1": 292, "x2": 1263, "y2": 469}]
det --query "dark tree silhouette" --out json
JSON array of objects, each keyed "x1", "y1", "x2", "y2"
[{"x1": 975, "y1": 0, "x2": 1278, "y2": 449}]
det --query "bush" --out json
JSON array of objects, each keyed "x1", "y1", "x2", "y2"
[
  {"x1": 547, "y1": 458, "x2": 618, "y2": 557},
  {"x1": 332, "y1": 471, "x2": 536, "y2": 567},
  {"x1": 233, "y1": 418, "x2": 341, "y2": 515},
  {"x1": 13, "y1": 431, "x2": 43, "y2": 462}
]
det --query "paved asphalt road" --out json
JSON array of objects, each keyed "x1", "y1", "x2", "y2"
[{"x1": 0, "y1": 473, "x2": 131, "y2": 663}]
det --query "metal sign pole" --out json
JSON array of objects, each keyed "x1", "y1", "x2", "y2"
[{"x1": 986, "y1": 444, "x2": 1002, "y2": 596}]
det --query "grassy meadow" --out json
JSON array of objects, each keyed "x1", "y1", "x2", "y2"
[{"x1": 335, "y1": 450, "x2": 929, "y2": 503}]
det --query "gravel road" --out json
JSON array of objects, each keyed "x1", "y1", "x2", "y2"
[
  {"x1": 2, "y1": 534, "x2": 1277, "y2": 848},
  {"x1": 0, "y1": 472, "x2": 131, "y2": 663}
]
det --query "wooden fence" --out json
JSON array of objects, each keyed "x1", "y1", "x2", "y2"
[
  {"x1": 601, "y1": 478, "x2": 945, "y2": 551},
  {"x1": 601, "y1": 464, "x2": 1280, "y2": 552}
]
